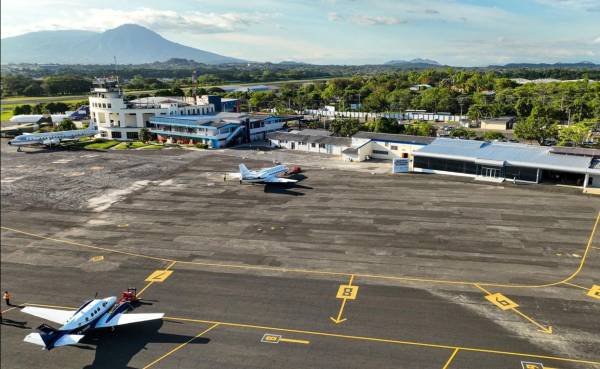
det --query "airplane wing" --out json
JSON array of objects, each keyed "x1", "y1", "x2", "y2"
[
  {"x1": 21, "y1": 306, "x2": 75, "y2": 325},
  {"x1": 263, "y1": 175, "x2": 298, "y2": 183},
  {"x1": 94, "y1": 312, "x2": 164, "y2": 328}
]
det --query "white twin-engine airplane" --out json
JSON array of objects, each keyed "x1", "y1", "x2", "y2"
[
  {"x1": 21, "y1": 296, "x2": 163, "y2": 350},
  {"x1": 8, "y1": 123, "x2": 98, "y2": 151},
  {"x1": 239, "y1": 163, "x2": 298, "y2": 184}
]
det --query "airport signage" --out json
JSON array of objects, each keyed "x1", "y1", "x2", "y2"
[{"x1": 392, "y1": 158, "x2": 409, "y2": 173}]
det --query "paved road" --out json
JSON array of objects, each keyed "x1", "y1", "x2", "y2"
[{"x1": 1, "y1": 141, "x2": 599, "y2": 369}]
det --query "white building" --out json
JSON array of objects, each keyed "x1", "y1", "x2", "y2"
[
  {"x1": 267, "y1": 129, "x2": 352, "y2": 155},
  {"x1": 342, "y1": 132, "x2": 435, "y2": 168},
  {"x1": 89, "y1": 78, "x2": 215, "y2": 140},
  {"x1": 150, "y1": 113, "x2": 301, "y2": 148}
]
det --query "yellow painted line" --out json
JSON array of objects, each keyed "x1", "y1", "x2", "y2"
[
  {"x1": 138, "y1": 261, "x2": 178, "y2": 298},
  {"x1": 441, "y1": 348, "x2": 459, "y2": 369},
  {"x1": 164, "y1": 316, "x2": 600, "y2": 365},
  {"x1": 561, "y1": 282, "x2": 588, "y2": 291},
  {"x1": 330, "y1": 274, "x2": 357, "y2": 324},
  {"x1": 511, "y1": 308, "x2": 552, "y2": 334},
  {"x1": 23, "y1": 303, "x2": 77, "y2": 310},
  {"x1": 142, "y1": 323, "x2": 219, "y2": 369},
  {"x1": 474, "y1": 283, "x2": 493, "y2": 295},
  {"x1": 587, "y1": 285, "x2": 600, "y2": 300},
  {"x1": 1, "y1": 210, "x2": 599, "y2": 290},
  {"x1": 476, "y1": 285, "x2": 552, "y2": 334},
  {"x1": 329, "y1": 298, "x2": 348, "y2": 324},
  {"x1": 0, "y1": 226, "x2": 172, "y2": 263},
  {"x1": 279, "y1": 338, "x2": 310, "y2": 345},
  {"x1": 1, "y1": 306, "x2": 17, "y2": 314}
]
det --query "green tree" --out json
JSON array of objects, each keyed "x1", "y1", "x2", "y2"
[
  {"x1": 403, "y1": 122, "x2": 437, "y2": 137},
  {"x1": 139, "y1": 128, "x2": 153, "y2": 143},
  {"x1": 366, "y1": 117, "x2": 398, "y2": 133},
  {"x1": 557, "y1": 123, "x2": 590, "y2": 146},
  {"x1": 513, "y1": 105, "x2": 559, "y2": 144},
  {"x1": 13, "y1": 104, "x2": 32, "y2": 115},
  {"x1": 449, "y1": 127, "x2": 477, "y2": 139},
  {"x1": 330, "y1": 118, "x2": 362, "y2": 137},
  {"x1": 482, "y1": 131, "x2": 506, "y2": 141},
  {"x1": 54, "y1": 118, "x2": 77, "y2": 131}
]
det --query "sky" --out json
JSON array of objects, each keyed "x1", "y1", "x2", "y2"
[{"x1": 1, "y1": 0, "x2": 599, "y2": 66}]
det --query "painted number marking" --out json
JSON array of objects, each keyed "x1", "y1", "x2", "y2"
[
  {"x1": 336, "y1": 285, "x2": 359, "y2": 300},
  {"x1": 90, "y1": 255, "x2": 104, "y2": 262},
  {"x1": 261, "y1": 334, "x2": 281, "y2": 343},
  {"x1": 145, "y1": 270, "x2": 173, "y2": 282},
  {"x1": 485, "y1": 293, "x2": 519, "y2": 310},
  {"x1": 521, "y1": 361, "x2": 544, "y2": 369},
  {"x1": 587, "y1": 285, "x2": 600, "y2": 300}
]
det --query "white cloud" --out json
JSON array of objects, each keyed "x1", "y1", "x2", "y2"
[
  {"x1": 327, "y1": 12, "x2": 343, "y2": 22},
  {"x1": 2, "y1": 7, "x2": 267, "y2": 37},
  {"x1": 534, "y1": 0, "x2": 600, "y2": 11},
  {"x1": 350, "y1": 15, "x2": 406, "y2": 26},
  {"x1": 593, "y1": 36, "x2": 600, "y2": 44}
]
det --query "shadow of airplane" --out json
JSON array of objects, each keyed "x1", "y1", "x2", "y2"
[
  {"x1": 80, "y1": 320, "x2": 211, "y2": 369},
  {"x1": 0, "y1": 318, "x2": 30, "y2": 329}
]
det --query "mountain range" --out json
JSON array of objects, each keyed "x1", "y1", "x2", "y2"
[
  {"x1": 0, "y1": 24, "x2": 244, "y2": 65},
  {"x1": 384, "y1": 59, "x2": 442, "y2": 66}
]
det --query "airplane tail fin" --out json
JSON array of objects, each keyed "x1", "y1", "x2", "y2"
[
  {"x1": 239, "y1": 163, "x2": 251, "y2": 178},
  {"x1": 24, "y1": 326, "x2": 84, "y2": 350}
]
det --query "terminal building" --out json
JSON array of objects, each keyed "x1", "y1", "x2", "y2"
[
  {"x1": 342, "y1": 132, "x2": 435, "y2": 165},
  {"x1": 89, "y1": 78, "x2": 239, "y2": 140},
  {"x1": 412, "y1": 138, "x2": 600, "y2": 191},
  {"x1": 149, "y1": 113, "x2": 301, "y2": 148}
]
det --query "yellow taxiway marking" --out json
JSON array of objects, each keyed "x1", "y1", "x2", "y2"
[
  {"x1": 441, "y1": 348, "x2": 459, "y2": 369},
  {"x1": 1, "y1": 306, "x2": 17, "y2": 314},
  {"x1": 280, "y1": 337, "x2": 310, "y2": 344},
  {"x1": 138, "y1": 261, "x2": 177, "y2": 298},
  {"x1": 330, "y1": 275, "x2": 356, "y2": 324},
  {"x1": 512, "y1": 309, "x2": 553, "y2": 334},
  {"x1": 90, "y1": 255, "x2": 104, "y2": 262},
  {"x1": 475, "y1": 284, "x2": 553, "y2": 334},
  {"x1": 587, "y1": 285, "x2": 600, "y2": 300},
  {"x1": 261, "y1": 333, "x2": 310, "y2": 345},
  {"x1": 142, "y1": 323, "x2": 219, "y2": 369},
  {"x1": 164, "y1": 316, "x2": 600, "y2": 365},
  {"x1": 23, "y1": 303, "x2": 77, "y2": 310},
  {"x1": 561, "y1": 282, "x2": 588, "y2": 291},
  {"x1": 5, "y1": 299, "x2": 597, "y2": 366},
  {"x1": 1, "y1": 210, "x2": 598, "y2": 290},
  {"x1": 521, "y1": 362, "x2": 544, "y2": 369}
]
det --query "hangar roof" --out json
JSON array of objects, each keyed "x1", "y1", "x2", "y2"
[{"x1": 414, "y1": 138, "x2": 598, "y2": 174}]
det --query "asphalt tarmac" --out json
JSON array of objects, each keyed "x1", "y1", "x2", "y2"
[{"x1": 1, "y1": 140, "x2": 599, "y2": 369}]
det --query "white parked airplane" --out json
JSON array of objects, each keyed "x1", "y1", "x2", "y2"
[
  {"x1": 238, "y1": 163, "x2": 298, "y2": 184},
  {"x1": 21, "y1": 296, "x2": 164, "y2": 350},
  {"x1": 8, "y1": 114, "x2": 69, "y2": 125},
  {"x1": 8, "y1": 123, "x2": 98, "y2": 151}
]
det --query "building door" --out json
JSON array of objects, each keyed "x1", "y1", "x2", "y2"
[
  {"x1": 291, "y1": 142, "x2": 295, "y2": 150},
  {"x1": 326, "y1": 144, "x2": 332, "y2": 154},
  {"x1": 482, "y1": 167, "x2": 500, "y2": 178}
]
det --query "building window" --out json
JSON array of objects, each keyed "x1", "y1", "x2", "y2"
[
  {"x1": 319, "y1": 143, "x2": 325, "y2": 148},
  {"x1": 107, "y1": 103, "x2": 111, "y2": 108},
  {"x1": 111, "y1": 131, "x2": 122, "y2": 139},
  {"x1": 372, "y1": 150, "x2": 388, "y2": 155},
  {"x1": 127, "y1": 132, "x2": 139, "y2": 140},
  {"x1": 311, "y1": 143, "x2": 316, "y2": 148},
  {"x1": 391, "y1": 145, "x2": 398, "y2": 150}
]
